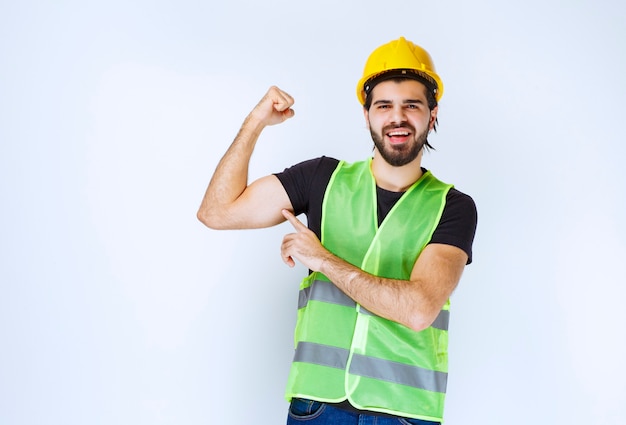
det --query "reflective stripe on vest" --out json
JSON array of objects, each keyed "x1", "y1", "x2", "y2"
[
  {"x1": 294, "y1": 341, "x2": 448, "y2": 393},
  {"x1": 285, "y1": 159, "x2": 453, "y2": 421}
]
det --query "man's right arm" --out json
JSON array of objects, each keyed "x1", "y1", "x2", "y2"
[{"x1": 197, "y1": 86, "x2": 295, "y2": 230}]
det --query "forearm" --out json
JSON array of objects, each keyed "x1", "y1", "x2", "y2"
[
  {"x1": 197, "y1": 114, "x2": 265, "y2": 228},
  {"x1": 281, "y1": 210, "x2": 465, "y2": 331},
  {"x1": 319, "y1": 254, "x2": 435, "y2": 331}
]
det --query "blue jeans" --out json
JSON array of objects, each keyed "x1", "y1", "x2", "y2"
[{"x1": 287, "y1": 398, "x2": 441, "y2": 425}]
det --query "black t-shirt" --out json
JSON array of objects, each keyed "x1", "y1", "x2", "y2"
[{"x1": 275, "y1": 156, "x2": 477, "y2": 264}]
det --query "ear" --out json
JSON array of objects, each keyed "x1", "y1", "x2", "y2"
[
  {"x1": 363, "y1": 107, "x2": 371, "y2": 129},
  {"x1": 429, "y1": 105, "x2": 439, "y2": 131}
]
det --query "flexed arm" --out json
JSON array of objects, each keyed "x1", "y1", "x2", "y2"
[{"x1": 197, "y1": 86, "x2": 296, "y2": 230}]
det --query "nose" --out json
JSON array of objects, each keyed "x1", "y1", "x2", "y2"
[{"x1": 390, "y1": 105, "x2": 407, "y2": 124}]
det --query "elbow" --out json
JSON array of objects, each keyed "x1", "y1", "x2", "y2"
[
  {"x1": 405, "y1": 310, "x2": 439, "y2": 332},
  {"x1": 197, "y1": 207, "x2": 226, "y2": 230},
  {"x1": 196, "y1": 208, "x2": 213, "y2": 228},
  {"x1": 405, "y1": 317, "x2": 430, "y2": 333}
]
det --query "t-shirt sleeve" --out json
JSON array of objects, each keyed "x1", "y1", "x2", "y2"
[{"x1": 430, "y1": 188, "x2": 478, "y2": 264}]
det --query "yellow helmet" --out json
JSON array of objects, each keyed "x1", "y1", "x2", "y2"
[{"x1": 356, "y1": 36, "x2": 444, "y2": 105}]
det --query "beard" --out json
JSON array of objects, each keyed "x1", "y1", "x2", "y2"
[{"x1": 370, "y1": 123, "x2": 430, "y2": 167}]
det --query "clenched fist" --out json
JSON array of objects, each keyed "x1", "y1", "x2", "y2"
[{"x1": 249, "y1": 86, "x2": 295, "y2": 127}]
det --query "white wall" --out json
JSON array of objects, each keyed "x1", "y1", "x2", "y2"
[{"x1": 1, "y1": 1, "x2": 625, "y2": 424}]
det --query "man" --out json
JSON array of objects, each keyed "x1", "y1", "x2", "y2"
[{"x1": 197, "y1": 36, "x2": 477, "y2": 425}]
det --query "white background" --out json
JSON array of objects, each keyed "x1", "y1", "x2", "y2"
[{"x1": 1, "y1": 1, "x2": 625, "y2": 424}]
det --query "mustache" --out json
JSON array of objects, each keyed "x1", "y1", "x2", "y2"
[{"x1": 382, "y1": 122, "x2": 415, "y2": 134}]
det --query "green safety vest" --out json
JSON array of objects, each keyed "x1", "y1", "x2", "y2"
[{"x1": 285, "y1": 159, "x2": 454, "y2": 422}]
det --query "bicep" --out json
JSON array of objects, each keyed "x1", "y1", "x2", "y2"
[{"x1": 223, "y1": 174, "x2": 293, "y2": 229}]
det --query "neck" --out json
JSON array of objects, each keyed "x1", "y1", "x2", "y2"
[{"x1": 371, "y1": 149, "x2": 424, "y2": 192}]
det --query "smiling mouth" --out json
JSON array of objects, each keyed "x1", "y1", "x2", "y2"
[
  {"x1": 386, "y1": 129, "x2": 411, "y2": 144},
  {"x1": 387, "y1": 130, "x2": 410, "y2": 137}
]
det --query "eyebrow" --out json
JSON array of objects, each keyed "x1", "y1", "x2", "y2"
[
  {"x1": 372, "y1": 98, "x2": 425, "y2": 105},
  {"x1": 403, "y1": 99, "x2": 426, "y2": 105}
]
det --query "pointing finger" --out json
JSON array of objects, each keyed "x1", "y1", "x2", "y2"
[{"x1": 282, "y1": 209, "x2": 308, "y2": 232}]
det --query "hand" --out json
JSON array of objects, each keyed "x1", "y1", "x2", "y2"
[
  {"x1": 249, "y1": 86, "x2": 295, "y2": 127},
  {"x1": 280, "y1": 209, "x2": 330, "y2": 271}
]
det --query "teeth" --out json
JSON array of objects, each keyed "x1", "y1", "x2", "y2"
[{"x1": 388, "y1": 131, "x2": 409, "y2": 136}]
